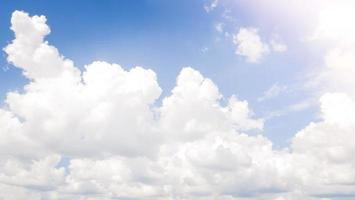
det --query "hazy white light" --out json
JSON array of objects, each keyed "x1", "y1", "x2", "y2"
[{"x1": 315, "y1": 1, "x2": 355, "y2": 42}]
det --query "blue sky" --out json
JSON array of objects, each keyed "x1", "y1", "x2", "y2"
[{"x1": 0, "y1": 0, "x2": 319, "y2": 147}]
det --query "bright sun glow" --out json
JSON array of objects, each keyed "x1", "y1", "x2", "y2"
[{"x1": 315, "y1": 1, "x2": 355, "y2": 42}]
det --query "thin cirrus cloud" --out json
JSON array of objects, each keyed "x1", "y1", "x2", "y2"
[
  {"x1": 0, "y1": 9, "x2": 355, "y2": 200},
  {"x1": 258, "y1": 83, "x2": 287, "y2": 102}
]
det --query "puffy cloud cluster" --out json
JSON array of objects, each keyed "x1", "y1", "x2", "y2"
[
  {"x1": 1, "y1": 10, "x2": 355, "y2": 200},
  {"x1": 233, "y1": 27, "x2": 287, "y2": 63},
  {"x1": 233, "y1": 27, "x2": 270, "y2": 63}
]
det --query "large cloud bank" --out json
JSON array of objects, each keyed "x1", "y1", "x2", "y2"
[{"x1": 1, "y1": 10, "x2": 355, "y2": 200}]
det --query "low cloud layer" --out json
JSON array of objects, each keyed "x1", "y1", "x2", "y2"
[{"x1": 1, "y1": 10, "x2": 355, "y2": 200}]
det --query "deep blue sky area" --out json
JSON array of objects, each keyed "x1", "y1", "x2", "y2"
[
  {"x1": 0, "y1": 0, "x2": 214, "y2": 97},
  {"x1": 0, "y1": 0, "x2": 317, "y2": 147}
]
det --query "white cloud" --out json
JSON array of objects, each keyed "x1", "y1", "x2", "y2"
[
  {"x1": 204, "y1": 0, "x2": 219, "y2": 13},
  {"x1": 215, "y1": 22, "x2": 224, "y2": 33},
  {"x1": 233, "y1": 27, "x2": 270, "y2": 63},
  {"x1": 201, "y1": 47, "x2": 209, "y2": 53},
  {"x1": 292, "y1": 93, "x2": 355, "y2": 191},
  {"x1": 4, "y1": 11, "x2": 79, "y2": 80},
  {"x1": 270, "y1": 37, "x2": 287, "y2": 52},
  {"x1": 308, "y1": 1, "x2": 355, "y2": 99},
  {"x1": 258, "y1": 83, "x2": 287, "y2": 102},
  {"x1": 232, "y1": 28, "x2": 288, "y2": 63},
  {"x1": 1, "y1": 10, "x2": 355, "y2": 200}
]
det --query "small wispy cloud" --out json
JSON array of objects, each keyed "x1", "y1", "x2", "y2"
[
  {"x1": 200, "y1": 46, "x2": 209, "y2": 53},
  {"x1": 270, "y1": 35, "x2": 288, "y2": 52},
  {"x1": 204, "y1": 0, "x2": 219, "y2": 13},
  {"x1": 263, "y1": 98, "x2": 317, "y2": 120},
  {"x1": 215, "y1": 22, "x2": 224, "y2": 33},
  {"x1": 258, "y1": 83, "x2": 288, "y2": 102}
]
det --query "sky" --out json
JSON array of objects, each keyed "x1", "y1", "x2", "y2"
[
  {"x1": 0, "y1": 0, "x2": 355, "y2": 200},
  {"x1": 0, "y1": 0, "x2": 318, "y2": 147}
]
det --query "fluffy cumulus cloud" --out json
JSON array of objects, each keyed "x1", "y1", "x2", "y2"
[
  {"x1": 233, "y1": 28, "x2": 286, "y2": 63},
  {"x1": 1, "y1": 10, "x2": 355, "y2": 200},
  {"x1": 233, "y1": 27, "x2": 270, "y2": 63}
]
